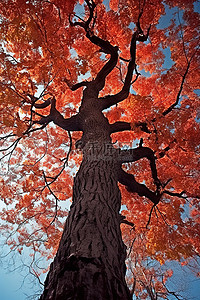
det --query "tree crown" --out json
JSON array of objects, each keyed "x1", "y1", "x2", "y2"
[{"x1": 0, "y1": 0, "x2": 199, "y2": 298}]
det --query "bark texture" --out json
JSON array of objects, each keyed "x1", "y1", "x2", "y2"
[
  {"x1": 38, "y1": 2, "x2": 160, "y2": 298},
  {"x1": 40, "y1": 153, "x2": 131, "y2": 300}
]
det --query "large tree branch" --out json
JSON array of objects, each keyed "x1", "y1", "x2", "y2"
[
  {"x1": 110, "y1": 121, "x2": 131, "y2": 133},
  {"x1": 100, "y1": 25, "x2": 150, "y2": 110},
  {"x1": 69, "y1": 0, "x2": 96, "y2": 31},
  {"x1": 86, "y1": 33, "x2": 119, "y2": 91},
  {"x1": 32, "y1": 96, "x2": 81, "y2": 131},
  {"x1": 110, "y1": 121, "x2": 151, "y2": 134},
  {"x1": 118, "y1": 146, "x2": 160, "y2": 189},
  {"x1": 27, "y1": 94, "x2": 52, "y2": 108},
  {"x1": 69, "y1": 0, "x2": 118, "y2": 93},
  {"x1": 63, "y1": 79, "x2": 89, "y2": 91},
  {"x1": 118, "y1": 168, "x2": 161, "y2": 205},
  {"x1": 116, "y1": 144, "x2": 161, "y2": 204}
]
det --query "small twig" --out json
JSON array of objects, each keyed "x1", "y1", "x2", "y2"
[
  {"x1": 116, "y1": 65, "x2": 125, "y2": 84},
  {"x1": 128, "y1": 237, "x2": 136, "y2": 257},
  {"x1": 131, "y1": 65, "x2": 141, "y2": 84},
  {"x1": 121, "y1": 219, "x2": 135, "y2": 228},
  {"x1": 163, "y1": 190, "x2": 188, "y2": 199},
  {"x1": 42, "y1": 171, "x2": 59, "y2": 225},
  {"x1": 119, "y1": 56, "x2": 130, "y2": 62},
  {"x1": 155, "y1": 206, "x2": 170, "y2": 227},
  {"x1": 146, "y1": 204, "x2": 156, "y2": 229},
  {"x1": 163, "y1": 50, "x2": 198, "y2": 116}
]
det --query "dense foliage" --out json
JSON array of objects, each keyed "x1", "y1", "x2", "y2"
[{"x1": 0, "y1": 0, "x2": 199, "y2": 298}]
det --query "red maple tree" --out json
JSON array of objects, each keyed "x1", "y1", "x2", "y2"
[{"x1": 0, "y1": 0, "x2": 199, "y2": 299}]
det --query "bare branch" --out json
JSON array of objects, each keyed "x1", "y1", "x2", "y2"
[
  {"x1": 43, "y1": 170, "x2": 59, "y2": 225},
  {"x1": 155, "y1": 207, "x2": 171, "y2": 227},
  {"x1": 163, "y1": 190, "x2": 188, "y2": 199},
  {"x1": 128, "y1": 238, "x2": 136, "y2": 258},
  {"x1": 162, "y1": 55, "x2": 193, "y2": 116},
  {"x1": 146, "y1": 204, "x2": 156, "y2": 229},
  {"x1": 0, "y1": 137, "x2": 22, "y2": 172},
  {"x1": 161, "y1": 276, "x2": 185, "y2": 300}
]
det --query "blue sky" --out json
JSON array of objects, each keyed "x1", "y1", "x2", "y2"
[
  {"x1": 0, "y1": 250, "x2": 199, "y2": 300},
  {"x1": 0, "y1": 245, "x2": 44, "y2": 300}
]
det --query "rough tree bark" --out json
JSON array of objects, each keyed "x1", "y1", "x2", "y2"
[
  {"x1": 38, "y1": 1, "x2": 161, "y2": 299},
  {"x1": 40, "y1": 154, "x2": 131, "y2": 300}
]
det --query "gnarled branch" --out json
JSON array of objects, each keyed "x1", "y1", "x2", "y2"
[
  {"x1": 118, "y1": 146, "x2": 160, "y2": 189},
  {"x1": 69, "y1": 0, "x2": 118, "y2": 93},
  {"x1": 118, "y1": 168, "x2": 161, "y2": 205},
  {"x1": 32, "y1": 96, "x2": 81, "y2": 131},
  {"x1": 100, "y1": 24, "x2": 150, "y2": 110},
  {"x1": 116, "y1": 144, "x2": 161, "y2": 204}
]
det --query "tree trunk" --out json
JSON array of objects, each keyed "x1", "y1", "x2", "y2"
[
  {"x1": 40, "y1": 150, "x2": 131, "y2": 300},
  {"x1": 38, "y1": 4, "x2": 154, "y2": 298}
]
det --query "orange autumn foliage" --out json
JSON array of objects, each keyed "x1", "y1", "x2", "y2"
[{"x1": 0, "y1": 0, "x2": 199, "y2": 298}]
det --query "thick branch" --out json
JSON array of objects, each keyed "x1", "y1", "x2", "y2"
[
  {"x1": 86, "y1": 33, "x2": 119, "y2": 91},
  {"x1": 63, "y1": 79, "x2": 89, "y2": 91},
  {"x1": 70, "y1": 0, "x2": 118, "y2": 92},
  {"x1": 118, "y1": 168, "x2": 161, "y2": 205},
  {"x1": 27, "y1": 94, "x2": 52, "y2": 108},
  {"x1": 116, "y1": 145, "x2": 161, "y2": 204},
  {"x1": 100, "y1": 26, "x2": 150, "y2": 110},
  {"x1": 34, "y1": 97, "x2": 81, "y2": 131},
  {"x1": 118, "y1": 147, "x2": 160, "y2": 189},
  {"x1": 69, "y1": 0, "x2": 96, "y2": 31},
  {"x1": 110, "y1": 121, "x2": 131, "y2": 133},
  {"x1": 110, "y1": 121, "x2": 151, "y2": 134}
]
